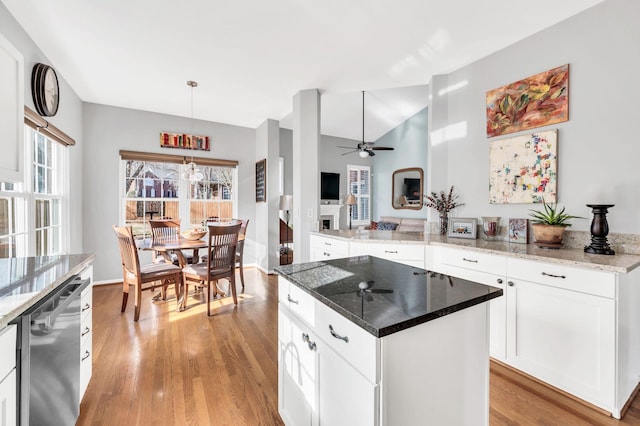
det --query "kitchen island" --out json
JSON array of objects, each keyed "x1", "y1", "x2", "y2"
[{"x1": 275, "y1": 256, "x2": 502, "y2": 426}]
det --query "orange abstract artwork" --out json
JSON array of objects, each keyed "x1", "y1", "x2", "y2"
[{"x1": 486, "y1": 64, "x2": 569, "y2": 138}]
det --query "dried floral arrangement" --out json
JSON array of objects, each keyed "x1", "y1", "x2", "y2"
[{"x1": 423, "y1": 186, "x2": 464, "y2": 216}]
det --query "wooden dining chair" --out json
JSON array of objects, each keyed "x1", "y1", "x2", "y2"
[
  {"x1": 113, "y1": 225, "x2": 183, "y2": 321},
  {"x1": 234, "y1": 219, "x2": 250, "y2": 290},
  {"x1": 182, "y1": 222, "x2": 242, "y2": 316},
  {"x1": 149, "y1": 219, "x2": 194, "y2": 264}
]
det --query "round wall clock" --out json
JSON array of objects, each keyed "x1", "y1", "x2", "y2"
[{"x1": 31, "y1": 63, "x2": 60, "y2": 117}]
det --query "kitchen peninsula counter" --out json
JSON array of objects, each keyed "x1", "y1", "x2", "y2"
[
  {"x1": 0, "y1": 254, "x2": 95, "y2": 329},
  {"x1": 313, "y1": 230, "x2": 640, "y2": 273}
]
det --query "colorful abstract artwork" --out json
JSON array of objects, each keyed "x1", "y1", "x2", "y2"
[
  {"x1": 486, "y1": 64, "x2": 569, "y2": 138},
  {"x1": 489, "y1": 130, "x2": 557, "y2": 204},
  {"x1": 160, "y1": 132, "x2": 210, "y2": 151}
]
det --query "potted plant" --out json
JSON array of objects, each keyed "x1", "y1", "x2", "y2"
[{"x1": 528, "y1": 199, "x2": 583, "y2": 248}]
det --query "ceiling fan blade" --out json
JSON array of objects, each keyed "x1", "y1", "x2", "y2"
[
  {"x1": 337, "y1": 146, "x2": 356, "y2": 149},
  {"x1": 368, "y1": 150, "x2": 376, "y2": 156},
  {"x1": 341, "y1": 150, "x2": 358, "y2": 156},
  {"x1": 371, "y1": 147, "x2": 394, "y2": 151}
]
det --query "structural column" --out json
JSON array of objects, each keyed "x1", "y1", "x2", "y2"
[
  {"x1": 292, "y1": 89, "x2": 321, "y2": 263},
  {"x1": 255, "y1": 119, "x2": 280, "y2": 272}
]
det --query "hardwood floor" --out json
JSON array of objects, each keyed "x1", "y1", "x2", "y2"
[{"x1": 79, "y1": 270, "x2": 640, "y2": 425}]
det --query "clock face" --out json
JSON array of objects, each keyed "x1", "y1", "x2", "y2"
[{"x1": 31, "y1": 63, "x2": 59, "y2": 117}]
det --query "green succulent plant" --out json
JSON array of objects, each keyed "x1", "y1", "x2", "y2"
[{"x1": 528, "y1": 199, "x2": 583, "y2": 227}]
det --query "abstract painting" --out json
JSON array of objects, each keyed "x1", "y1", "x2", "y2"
[
  {"x1": 489, "y1": 130, "x2": 557, "y2": 204},
  {"x1": 486, "y1": 64, "x2": 568, "y2": 138},
  {"x1": 160, "y1": 132, "x2": 210, "y2": 151},
  {"x1": 508, "y1": 218, "x2": 528, "y2": 244}
]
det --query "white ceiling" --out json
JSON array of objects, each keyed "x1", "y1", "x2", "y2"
[{"x1": 3, "y1": 0, "x2": 604, "y2": 141}]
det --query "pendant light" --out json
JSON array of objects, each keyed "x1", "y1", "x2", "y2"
[{"x1": 182, "y1": 80, "x2": 204, "y2": 182}]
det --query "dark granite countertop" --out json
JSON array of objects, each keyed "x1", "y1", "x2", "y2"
[
  {"x1": 275, "y1": 256, "x2": 503, "y2": 338},
  {"x1": 0, "y1": 254, "x2": 95, "y2": 329}
]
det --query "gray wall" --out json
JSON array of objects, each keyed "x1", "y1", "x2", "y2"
[
  {"x1": 0, "y1": 3, "x2": 84, "y2": 254},
  {"x1": 428, "y1": 0, "x2": 640, "y2": 233},
  {"x1": 83, "y1": 103, "x2": 256, "y2": 282},
  {"x1": 372, "y1": 107, "x2": 428, "y2": 220}
]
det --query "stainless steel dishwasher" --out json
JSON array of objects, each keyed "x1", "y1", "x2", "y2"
[{"x1": 13, "y1": 274, "x2": 91, "y2": 426}]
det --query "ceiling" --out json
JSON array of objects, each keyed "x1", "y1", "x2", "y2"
[{"x1": 3, "y1": 0, "x2": 604, "y2": 141}]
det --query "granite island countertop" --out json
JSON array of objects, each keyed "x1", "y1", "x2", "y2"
[
  {"x1": 312, "y1": 230, "x2": 640, "y2": 273},
  {"x1": 0, "y1": 254, "x2": 95, "y2": 329},
  {"x1": 275, "y1": 256, "x2": 503, "y2": 337}
]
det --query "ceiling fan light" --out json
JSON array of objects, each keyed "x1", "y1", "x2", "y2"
[{"x1": 358, "y1": 150, "x2": 369, "y2": 158}]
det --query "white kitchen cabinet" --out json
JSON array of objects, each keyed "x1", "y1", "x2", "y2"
[
  {"x1": 506, "y1": 258, "x2": 617, "y2": 413},
  {"x1": 432, "y1": 246, "x2": 507, "y2": 361},
  {"x1": 0, "y1": 33, "x2": 24, "y2": 183},
  {"x1": 79, "y1": 266, "x2": 93, "y2": 402},
  {"x1": 350, "y1": 241, "x2": 424, "y2": 268},
  {"x1": 309, "y1": 234, "x2": 349, "y2": 261},
  {"x1": 0, "y1": 324, "x2": 17, "y2": 426},
  {"x1": 278, "y1": 305, "x2": 377, "y2": 426}
]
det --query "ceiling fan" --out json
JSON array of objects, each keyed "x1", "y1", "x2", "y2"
[{"x1": 339, "y1": 91, "x2": 395, "y2": 158}]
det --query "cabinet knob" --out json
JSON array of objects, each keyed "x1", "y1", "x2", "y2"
[
  {"x1": 508, "y1": 281, "x2": 514, "y2": 287},
  {"x1": 496, "y1": 279, "x2": 503, "y2": 284}
]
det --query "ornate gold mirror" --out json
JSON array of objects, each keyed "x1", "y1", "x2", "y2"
[{"x1": 392, "y1": 168, "x2": 423, "y2": 210}]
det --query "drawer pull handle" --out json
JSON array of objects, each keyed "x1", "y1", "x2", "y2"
[
  {"x1": 329, "y1": 325, "x2": 349, "y2": 343},
  {"x1": 324, "y1": 252, "x2": 330, "y2": 256},
  {"x1": 496, "y1": 279, "x2": 503, "y2": 284},
  {"x1": 542, "y1": 272, "x2": 566, "y2": 279},
  {"x1": 462, "y1": 258, "x2": 478, "y2": 263},
  {"x1": 287, "y1": 294, "x2": 299, "y2": 305},
  {"x1": 324, "y1": 242, "x2": 332, "y2": 246},
  {"x1": 302, "y1": 333, "x2": 317, "y2": 351},
  {"x1": 82, "y1": 304, "x2": 91, "y2": 312},
  {"x1": 81, "y1": 327, "x2": 91, "y2": 337},
  {"x1": 82, "y1": 350, "x2": 91, "y2": 361},
  {"x1": 384, "y1": 250, "x2": 398, "y2": 254}
]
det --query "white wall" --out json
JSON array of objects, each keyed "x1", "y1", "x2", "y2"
[
  {"x1": 429, "y1": 0, "x2": 640, "y2": 234},
  {"x1": 0, "y1": 3, "x2": 84, "y2": 254},
  {"x1": 83, "y1": 103, "x2": 256, "y2": 282}
]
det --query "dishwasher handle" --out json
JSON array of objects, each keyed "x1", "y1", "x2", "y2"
[{"x1": 34, "y1": 277, "x2": 91, "y2": 332}]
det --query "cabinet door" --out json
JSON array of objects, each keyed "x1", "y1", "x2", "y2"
[
  {"x1": 506, "y1": 279, "x2": 615, "y2": 408},
  {"x1": 0, "y1": 369, "x2": 16, "y2": 426},
  {"x1": 318, "y1": 340, "x2": 378, "y2": 426},
  {"x1": 278, "y1": 306, "x2": 318, "y2": 426},
  {"x1": 0, "y1": 33, "x2": 24, "y2": 183}
]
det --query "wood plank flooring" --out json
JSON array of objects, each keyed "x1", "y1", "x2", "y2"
[{"x1": 78, "y1": 270, "x2": 640, "y2": 425}]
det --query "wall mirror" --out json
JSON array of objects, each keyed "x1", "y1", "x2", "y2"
[{"x1": 392, "y1": 167, "x2": 423, "y2": 210}]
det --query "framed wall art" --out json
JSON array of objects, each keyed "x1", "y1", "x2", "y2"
[
  {"x1": 448, "y1": 217, "x2": 477, "y2": 239},
  {"x1": 255, "y1": 159, "x2": 266, "y2": 202},
  {"x1": 508, "y1": 218, "x2": 529, "y2": 244},
  {"x1": 489, "y1": 129, "x2": 557, "y2": 204},
  {"x1": 486, "y1": 64, "x2": 568, "y2": 138}
]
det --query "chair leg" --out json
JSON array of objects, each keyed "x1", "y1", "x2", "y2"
[
  {"x1": 121, "y1": 286, "x2": 129, "y2": 312},
  {"x1": 239, "y1": 261, "x2": 245, "y2": 290},
  {"x1": 174, "y1": 273, "x2": 183, "y2": 311},
  {"x1": 134, "y1": 284, "x2": 142, "y2": 321},
  {"x1": 207, "y1": 280, "x2": 212, "y2": 316},
  {"x1": 230, "y1": 274, "x2": 238, "y2": 305}
]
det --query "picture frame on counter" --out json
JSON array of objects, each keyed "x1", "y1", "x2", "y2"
[
  {"x1": 508, "y1": 218, "x2": 529, "y2": 244},
  {"x1": 447, "y1": 217, "x2": 477, "y2": 239}
]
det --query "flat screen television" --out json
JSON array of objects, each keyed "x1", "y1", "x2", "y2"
[
  {"x1": 321, "y1": 172, "x2": 340, "y2": 201},
  {"x1": 403, "y1": 178, "x2": 421, "y2": 201}
]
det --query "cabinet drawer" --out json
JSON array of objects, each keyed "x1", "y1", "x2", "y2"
[
  {"x1": 81, "y1": 285, "x2": 93, "y2": 322},
  {"x1": 351, "y1": 242, "x2": 423, "y2": 261},
  {"x1": 311, "y1": 235, "x2": 349, "y2": 254},
  {"x1": 438, "y1": 246, "x2": 507, "y2": 276},
  {"x1": 278, "y1": 277, "x2": 316, "y2": 325},
  {"x1": 0, "y1": 325, "x2": 16, "y2": 381},
  {"x1": 507, "y1": 258, "x2": 616, "y2": 298},
  {"x1": 314, "y1": 300, "x2": 378, "y2": 383}
]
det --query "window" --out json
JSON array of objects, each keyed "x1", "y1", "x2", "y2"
[
  {"x1": 121, "y1": 159, "x2": 236, "y2": 236},
  {"x1": 0, "y1": 127, "x2": 66, "y2": 258},
  {"x1": 347, "y1": 164, "x2": 371, "y2": 224}
]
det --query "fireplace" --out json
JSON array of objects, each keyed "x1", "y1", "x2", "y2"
[
  {"x1": 321, "y1": 216, "x2": 333, "y2": 230},
  {"x1": 319, "y1": 204, "x2": 343, "y2": 230}
]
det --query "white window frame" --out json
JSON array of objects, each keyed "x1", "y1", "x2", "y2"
[{"x1": 347, "y1": 164, "x2": 371, "y2": 226}]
